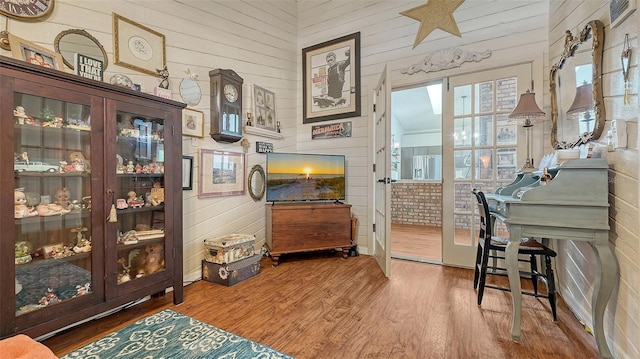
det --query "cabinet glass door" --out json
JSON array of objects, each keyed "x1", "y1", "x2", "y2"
[
  {"x1": 14, "y1": 93, "x2": 93, "y2": 317},
  {"x1": 114, "y1": 110, "x2": 166, "y2": 286}
]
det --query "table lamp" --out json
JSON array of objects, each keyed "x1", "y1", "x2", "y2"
[
  {"x1": 567, "y1": 82, "x2": 594, "y2": 132},
  {"x1": 508, "y1": 90, "x2": 545, "y2": 172}
]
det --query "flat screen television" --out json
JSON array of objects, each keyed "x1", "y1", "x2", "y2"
[{"x1": 266, "y1": 152, "x2": 346, "y2": 202}]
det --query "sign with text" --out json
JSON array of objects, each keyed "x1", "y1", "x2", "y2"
[
  {"x1": 311, "y1": 121, "x2": 352, "y2": 140},
  {"x1": 256, "y1": 141, "x2": 273, "y2": 153},
  {"x1": 74, "y1": 53, "x2": 104, "y2": 82}
]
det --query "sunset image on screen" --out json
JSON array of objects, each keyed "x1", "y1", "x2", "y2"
[{"x1": 266, "y1": 153, "x2": 345, "y2": 202}]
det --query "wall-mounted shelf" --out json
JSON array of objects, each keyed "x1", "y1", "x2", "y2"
[{"x1": 244, "y1": 125, "x2": 282, "y2": 140}]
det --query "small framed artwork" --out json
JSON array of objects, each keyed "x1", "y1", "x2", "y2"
[
  {"x1": 113, "y1": 13, "x2": 166, "y2": 76},
  {"x1": 198, "y1": 149, "x2": 245, "y2": 198},
  {"x1": 302, "y1": 32, "x2": 361, "y2": 124},
  {"x1": 610, "y1": 0, "x2": 637, "y2": 28},
  {"x1": 182, "y1": 108, "x2": 204, "y2": 138},
  {"x1": 8, "y1": 33, "x2": 64, "y2": 70},
  {"x1": 253, "y1": 84, "x2": 277, "y2": 131},
  {"x1": 182, "y1": 155, "x2": 194, "y2": 190}
]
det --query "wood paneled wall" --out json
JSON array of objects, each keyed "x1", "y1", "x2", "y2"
[
  {"x1": 548, "y1": 2, "x2": 639, "y2": 358},
  {"x1": 2, "y1": 0, "x2": 637, "y2": 356}
]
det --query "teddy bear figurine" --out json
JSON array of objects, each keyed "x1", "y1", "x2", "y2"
[
  {"x1": 15, "y1": 190, "x2": 38, "y2": 218},
  {"x1": 143, "y1": 243, "x2": 165, "y2": 275}
]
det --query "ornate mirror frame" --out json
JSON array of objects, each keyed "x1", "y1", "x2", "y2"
[
  {"x1": 54, "y1": 29, "x2": 108, "y2": 71},
  {"x1": 247, "y1": 164, "x2": 266, "y2": 201},
  {"x1": 549, "y1": 19, "x2": 605, "y2": 149}
]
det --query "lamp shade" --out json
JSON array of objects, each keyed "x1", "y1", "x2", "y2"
[
  {"x1": 508, "y1": 90, "x2": 545, "y2": 123},
  {"x1": 567, "y1": 82, "x2": 593, "y2": 115}
]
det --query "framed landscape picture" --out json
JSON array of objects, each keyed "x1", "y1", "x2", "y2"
[{"x1": 198, "y1": 149, "x2": 245, "y2": 198}]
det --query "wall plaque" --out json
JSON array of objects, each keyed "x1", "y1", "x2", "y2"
[
  {"x1": 256, "y1": 141, "x2": 273, "y2": 153},
  {"x1": 311, "y1": 121, "x2": 352, "y2": 140}
]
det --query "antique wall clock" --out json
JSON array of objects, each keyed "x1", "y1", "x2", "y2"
[
  {"x1": 209, "y1": 68, "x2": 243, "y2": 142},
  {"x1": 0, "y1": 0, "x2": 54, "y2": 20}
]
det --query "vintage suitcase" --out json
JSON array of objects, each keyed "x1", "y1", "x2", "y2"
[
  {"x1": 204, "y1": 233, "x2": 255, "y2": 264},
  {"x1": 202, "y1": 254, "x2": 261, "y2": 286}
]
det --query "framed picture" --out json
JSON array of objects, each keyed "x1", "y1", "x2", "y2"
[
  {"x1": 253, "y1": 84, "x2": 277, "y2": 131},
  {"x1": 182, "y1": 108, "x2": 204, "y2": 138},
  {"x1": 198, "y1": 149, "x2": 245, "y2": 198},
  {"x1": 113, "y1": 13, "x2": 166, "y2": 76},
  {"x1": 182, "y1": 155, "x2": 194, "y2": 190},
  {"x1": 302, "y1": 32, "x2": 361, "y2": 124},
  {"x1": 8, "y1": 33, "x2": 64, "y2": 70},
  {"x1": 610, "y1": 0, "x2": 637, "y2": 28}
]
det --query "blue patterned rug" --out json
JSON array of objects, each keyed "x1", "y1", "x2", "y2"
[{"x1": 60, "y1": 309, "x2": 293, "y2": 358}]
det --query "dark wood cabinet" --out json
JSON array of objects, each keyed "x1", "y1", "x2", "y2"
[
  {"x1": 265, "y1": 203, "x2": 352, "y2": 266},
  {"x1": 0, "y1": 55, "x2": 185, "y2": 339}
]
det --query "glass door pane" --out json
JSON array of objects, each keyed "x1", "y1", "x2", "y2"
[
  {"x1": 115, "y1": 111, "x2": 166, "y2": 284},
  {"x1": 14, "y1": 93, "x2": 93, "y2": 317}
]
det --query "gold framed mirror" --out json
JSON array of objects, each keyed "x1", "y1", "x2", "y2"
[
  {"x1": 247, "y1": 164, "x2": 265, "y2": 201},
  {"x1": 54, "y1": 29, "x2": 108, "y2": 71},
  {"x1": 549, "y1": 20, "x2": 605, "y2": 149}
]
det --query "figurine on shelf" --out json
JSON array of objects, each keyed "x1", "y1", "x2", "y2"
[
  {"x1": 157, "y1": 65, "x2": 170, "y2": 89},
  {"x1": 71, "y1": 226, "x2": 89, "y2": 250},
  {"x1": 55, "y1": 187, "x2": 71, "y2": 208},
  {"x1": 69, "y1": 152, "x2": 91, "y2": 173},
  {"x1": 15, "y1": 190, "x2": 38, "y2": 218},
  {"x1": 38, "y1": 289, "x2": 59, "y2": 306},
  {"x1": 126, "y1": 160, "x2": 134, "y2": 174},
  {"x1": 127, "y1": 191, "x2": 145, "y2": 208},
  {"x1": 14, "y1": 106, "x2": 29, "y2": 124},
  {"x1": 143, "y1": 243, "x2": 165, "y2": 275},
  {"x1": 149, "y1": 183, "x2": 165, "y2": 206},
  {"x1": 36, "y1": 203, "x2": 71, "y2": 216}
]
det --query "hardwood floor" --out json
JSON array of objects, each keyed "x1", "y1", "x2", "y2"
[
  {"x1": 391, "y1": 223, "x2": 444, "y2": 261},
  {"x1": 43, "y1": 253, "x2": 598, "y2": 359}
]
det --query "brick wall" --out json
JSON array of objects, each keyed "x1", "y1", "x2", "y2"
[{"x1": 391, "y1": 182, "x2": 442, "y2": 226}]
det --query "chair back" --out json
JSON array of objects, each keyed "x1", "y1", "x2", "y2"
[{"x1": 472, "y1": 189, "x2": 492, "y2": 239}]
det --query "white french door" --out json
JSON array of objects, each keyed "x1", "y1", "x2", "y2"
[
  {"x1": 373, "y1": 64, "x2": 391, "y2": 277},
  {"x1": 442, "y1": 63, "x2": 532, "y2": 267}
]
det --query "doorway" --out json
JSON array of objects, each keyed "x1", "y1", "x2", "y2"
[{"x1": 389, "y1": 81, "x2": 443, "y2": 263}]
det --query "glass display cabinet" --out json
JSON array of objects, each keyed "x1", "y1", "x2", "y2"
[{"x1": 0, "y1": 55, "x2": 185, "y2": 339}]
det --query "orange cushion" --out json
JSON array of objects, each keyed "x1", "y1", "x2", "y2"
[{"x1": 0, "y1": 334, "x2": 57, "y2": 359}]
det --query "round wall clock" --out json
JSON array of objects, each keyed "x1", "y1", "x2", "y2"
[{"x1": 0, "y1": 0, "x2": 55, "y2": 20}]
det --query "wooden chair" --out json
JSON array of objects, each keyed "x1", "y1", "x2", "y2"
[{"x1": 471, "y1": 189, "x2": 558, "y2": 321}]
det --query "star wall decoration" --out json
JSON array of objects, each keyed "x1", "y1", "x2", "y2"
[{"x1": 400, "y1": 0, "x2": 465, "y2": 49}]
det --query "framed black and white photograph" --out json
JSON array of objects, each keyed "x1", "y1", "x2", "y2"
[
  {"x1": 198, "y1": 149, "x2": 245, "y2": 198},
  {"x1": 302, "y1": 32, "x2": 361, "y2": 124},
  {"x1": 182, "y1": 155, "x2": 194, "y2": 190},
  {"x1": 9, "y1": 33, "x2": 63, "y2": 70},
  {"x1": 182, "y1": 108, "x2": 204, "y2": 138},
  {"x1": 113, "y1": 13, "x2": 166, "y2": 76},
  {"x1": 253, "y1": 84, "x2": 277, "y2": 131}
]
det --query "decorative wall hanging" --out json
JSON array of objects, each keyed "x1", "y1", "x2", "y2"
[
  {"x1": 8, "y1": 33, "x2": 63, "y2": 70},
  {"x1": 302, "y1": 32, "x2": 361, "y2": 124},
  {"x1": 180, "y1": 68, "x2": 202, "y2": 106},
  {"x1": 198, "y1": 149, "x2": 245, "y2": 198},
  {"x1": 113, "y1": 13, "x2": 166, "y2": 76},
  {"x1": 253, "y1": 84, "x2": 277, "y2": 132},
  {"x1": 400, "y1": 0, "x2": 465, "y2": 49},
  {"x1": 609, "y1": 0, "x2": 637, "y2": 28},
  {"x1": 400, "y1": 48, "x2": 491, "y2": 75},
  {"x1": 311, "y1": 121, "x2": 352, "y2": 139},
  {"x1": 182, "y1": 108, "x2": 204, "y2": 138},
  {"x1": 621, "y1": 33, "x2": 632, "y2": 104}
]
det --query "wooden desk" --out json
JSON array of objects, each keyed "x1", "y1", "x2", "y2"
[{"x1": 486, "y1": 159, "x2": 616, "y2": 359}]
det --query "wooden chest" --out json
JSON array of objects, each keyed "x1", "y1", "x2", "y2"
[
  {"x1": 203, "y1": 233, "x2": 255, "y2": 264},
  {"x1": 265, "y1": 203, "x2": 352, "y2": 266}
]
